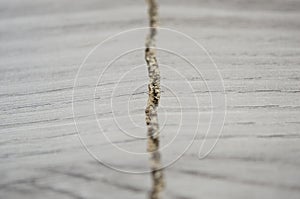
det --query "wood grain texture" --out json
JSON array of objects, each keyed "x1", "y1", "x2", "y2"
[{"x1": 1, "y1": 0, "x2": 300, "y2": 198}]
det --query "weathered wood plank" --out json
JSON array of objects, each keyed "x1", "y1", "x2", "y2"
[{"x1": 1, "y1": 0, "x2": 300, "y2": 198}]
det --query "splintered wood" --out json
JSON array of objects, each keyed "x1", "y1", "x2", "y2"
[{"x1": 145, "y1": 0, "x2": 165, "y2": 199}]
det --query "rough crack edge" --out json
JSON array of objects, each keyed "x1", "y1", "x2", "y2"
[{"x1": 145, "y1": 0, "x2": 165, "y2": 199}]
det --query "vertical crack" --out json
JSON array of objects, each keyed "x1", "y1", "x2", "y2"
[{"x1": 145, "y1": 0, "x2": 165, "y2": 199}]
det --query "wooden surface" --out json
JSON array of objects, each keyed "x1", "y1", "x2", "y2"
[{"x1": 1, "y1": 0, "x2": 300, "y2": 198}]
